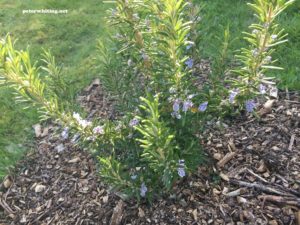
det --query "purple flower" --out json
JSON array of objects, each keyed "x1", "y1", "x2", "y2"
[
  {"x1": 131, "y1": 175, "x2": 137, "y2": 180},
  {"x1": 198, "y1": 102, "x2": 208, "y2": 112},
  {"x1": 245, "y1": 100, "x2": 256, "y2": 112},
  {"x1": 73, "y1": 112, "x2": 91, "y2": 128},
  {"x1": 61, "y1": 127, "x2": 69, "y2": 140},
  {"x1": 182, "y1": 100, "x2": 193, "y2": 112},
  {"x1": 129, "y1": 118, "x2": 139, "y2": 127},
  {"x1": 187, "y1": 94, "x2": 195, "y2": 99},
  {"x1": 171, "y1": 111, "x2": 182, "y2": 119},
  {"x1": 259, "y1": 84, "x2": 266, "y2": 94},
  {"x1": 73, "y1": 112, "x2": 82, "y2": 121},
  {"x1": 252, "y1": 49, "x2": 259, "y2": 57},
  {"x1": 185, "y1": 58, "x2": 194, "y2": 69},
  {"x1": 264, "y1": 56, "x2": 272, "y2": 64},
  {"x1": 177, "y1": 159, "x2": 185, "y2": 178},
  {"x1": 93, "y1": 126, "x2": 104, "y2": 135},
  {"x1": 186, "y1": 44, "x2": 193, "y2": 50},
  {"x1": 173, "y1": 99, "x2": 181, "y2": 112},
  {"x1": 229, "y1": 89, "x2": 239, "y2": 103},
  {"x1": 79, "y1": 120, "x2": 92, "y2": 129},
  {"x1": 142, "y1": 53, "x2": 149, "y2": 60},
  {"x1": 169, "y1": 87, "x2": 177, "y2": 94},
  {"x1": 271, "y1": 34, "x2": 278, "y2": 40},
  {"x1": 177, "y1": 168, "x2": 186, "y2": 178},
  {"x1": 140, "y1": 182, "x2": 148, "y2": 197}
]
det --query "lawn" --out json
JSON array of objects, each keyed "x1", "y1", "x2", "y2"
[
  {"x1": 0, "y1": 0, "x2": 299, "y2": 178},
  {"x1": 0, "y1": 0, "x2": 111, "y2": 178},
  {"x1": 199, "y1": 0, "x2": 300, "y2": 90}
]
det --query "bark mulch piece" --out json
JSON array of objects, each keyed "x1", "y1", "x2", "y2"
[{"x1": 1, "y1": 80, "x2": 299, "y2": 225}]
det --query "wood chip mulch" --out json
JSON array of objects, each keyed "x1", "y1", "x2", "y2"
[{"x1": 0, "y1": 80, "x2": 299, "y2": 225}]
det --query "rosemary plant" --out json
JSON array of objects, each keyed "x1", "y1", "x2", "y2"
[
  {"x1": 229, "y1": 0, "x2": 295, "y2": 112},
  {"x1": 0, "y1": 0, "x2": 295, "y2": 201}
]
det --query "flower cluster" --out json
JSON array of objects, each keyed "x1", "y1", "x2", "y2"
[
  {"x1": 185, "y1": 58, "x2": 194, "y2": 69},
  {"x1": 170, "y1": 95, "x2": 208, "y2": 119},
  {"x1": 93, "y1": 126, "x2": 105, "y2": 135},
  {"x1": 129, "y1": 118, "x2": 139, "y2": 127},
  {"x1": 73, "y1": 112, "x2": 92, "y2": 128},
  {"x1": 227, "y1": 82, "x2": 279, "y2": 112},
  {"x1": 171, "y1": 98, "x2": 182, "y2": 119}
]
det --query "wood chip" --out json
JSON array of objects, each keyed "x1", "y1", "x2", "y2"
[
  {"x1": 35, "y1": 184, "x2": 46, "y2": 193},
  {"x1": 258, "y1": 99, "x2": 275, "y2": 116},
  {"x1": 32, "y1": 124, "x2": 42, "y2": 137},
  {"x1": 68, "y1": 157, "x2": 80, "y2": 163},
  {"x1": 288, "y1": 134, "x2": 295, "y2": 151},
  {"x1": 217, "y1": 151, "x2": 239, "y2": 168},
  {"x1": 296, "y1": 210, "x2": 300, "y2": 225},
  {"x1": 225, "y1": 188, "x2": 247, "y2": 197},
  {"x1": 138, "y1": 207, "x2": 145, "y2": 218},
  {"x1": 3, "y1": 176, "x2": 13, "y2": 189},
  {"x1": 109, "y1": 200, "x2": 124, "y2": 225}
]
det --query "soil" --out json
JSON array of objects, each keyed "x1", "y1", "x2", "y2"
[{"x1": 0, "y1": 76, "x2": 299, "y2": 225}]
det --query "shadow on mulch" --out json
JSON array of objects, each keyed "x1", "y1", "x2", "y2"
[{"x1": 0, "y1": 79, "x2": 299, "y2": 225}]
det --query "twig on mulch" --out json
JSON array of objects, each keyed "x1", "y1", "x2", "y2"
[
  {"x1": 31, "y1": 203, "x2": 63, "y2": 224},
  {"x1": 0, "y1": 197, "x2": 15, "y2": 218},
  {"x1": 246, "y1": 169, "x2": 268, "y2": 183},
  {"x1": 284, "y1": 100, "x2": 300, "y2": 104},
  {"x1": 258, "y1": 195, "x2": 300, "y2": 207},
  {"x1": 224, "y1": 188, "x2": 247, "y2": 197},
  {"x1": 288, "y1": 134, "x2": 296, "y2": 151},
  {"x1": 229, "y1": 178, "x2": 300, "y2": 198}
]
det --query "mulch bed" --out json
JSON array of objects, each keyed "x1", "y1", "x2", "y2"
[{"x1": 0, "y1": 78, "x2": 299, "y2": 225}]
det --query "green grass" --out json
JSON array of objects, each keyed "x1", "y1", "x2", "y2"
[
  {"x1": 0, "y1": 0, "x2": 111, "y2": 178},
  {"x1": 198, "y1": 0, "x2": 300, "y2": 90}
]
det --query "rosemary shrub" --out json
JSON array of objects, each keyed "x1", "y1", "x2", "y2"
[{"x1": 0, "y1": 0, "x2": 294, "y2": 200}]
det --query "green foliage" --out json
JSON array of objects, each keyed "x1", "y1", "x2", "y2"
[
  {"x1": 135, "y1": 94, "x2": 178, "y2": 190},
  {"x1": 0, "y1": 0, "x2": 111, "y2": 178},
  {"x1": 199, "y1": 0, "x2": 299, "y2": 90},
  {"x1": 95, "y1": 0, "x2": 294, "y2": 200},
  {"x1": 96, "y1": 38, "x2": 143, "y2": 111},
  {"x1": 96, "y1": 0, "x2": 205, "y2": 199},
  {"x1": 229, "y1": 0, "x2": 295, "y2": 110},
  {"x1": 41, "y1": 50, "x2": 70, "y2": 103},
  {"x1": 0, "y1": 36, "x2": 59, "y2": 120}
]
